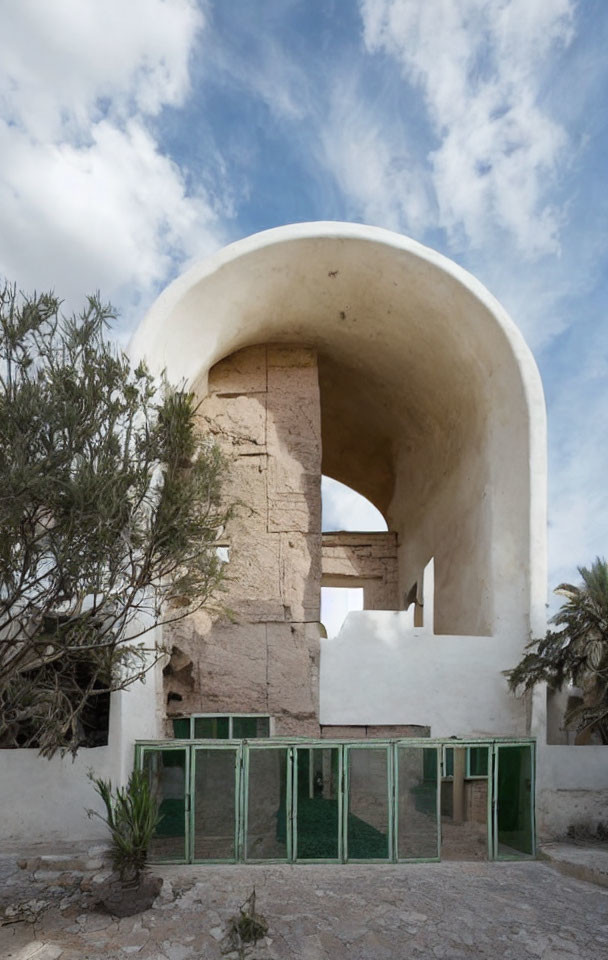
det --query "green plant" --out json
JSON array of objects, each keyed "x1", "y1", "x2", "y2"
[
  {"x1": 506, "y1": 557, "x2": 608, "y2": 743},
  {"x1": 88, "y1": 769, "x2": 160, "y2": 884},
  {"x1": 0, "y1": 283, "x2": 231, "y2": 756},
  {"x1": 222, "y1": 889, "x2": 268, "y2": 958}
]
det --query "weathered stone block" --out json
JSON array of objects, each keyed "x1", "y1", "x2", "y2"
[
  {"x1": 280, "y1": 533, "x2": 321, "y2": 622},
  {"x1": 226, "y1": 535, "x2": 282, "y2": 603},
  {"x1": 200, "y1": 394, "x2": 266, "y2": 452},
  {"x1": 195, "y1": 622, "x2": 269, "y2": 714},
  {"x1": 208, "y1": 344, "x2": 267, "y2": 394},
  {"x1": 266, "y1": 622, "x2": 319, "y2": 719},
  {"x1": 268, "y1": 495, "x2": 312, "y2": 534},
  {"x1": 221, "y1": 455, "x2": 269, "y2": 534},
  {"x1": 267, "y1": 345, "x2": 317, "y2": 368}
]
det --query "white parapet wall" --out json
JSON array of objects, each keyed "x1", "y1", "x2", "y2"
[
  {"x1": 0, "y1": 649, "x2": 162, "y2": 846},
  {"x1": 1, "y1": 746, "x2": 114, "y2": 845},
  {"x1": 536, "y1": 744, "x2": 608, "y2": 838},
  {"x1": 320, "y1": 611, "x2": 526, "y2": 737}
]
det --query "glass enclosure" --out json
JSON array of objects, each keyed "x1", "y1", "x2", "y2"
[
  {"x1": 396, "y1": 746, "x2": 440, "y2": 860},
  {"x1": 141, "y1": 746, "x2": 188, "y2": 862},
  {"x1": 346, "y1": 746, "x2": 391, "y2": 860},
  {"x1": 495, "y1": 743, "x2": 535, "y2": 857},
  {"x1": 135, "y1": 737, "x2": 535, "y2": 865},
  {"x1": 294, "y1": 746, "x2": 341, "y2": 860},
  {"x1": 192, "y1": 746, "x2": 238, "y2": 861},
  {"x1": 245, "y1": 746, "x2": 289, "y2": 861},
  {"x1": 441, "y1": 745, "x2": 490, "y2": 861}
]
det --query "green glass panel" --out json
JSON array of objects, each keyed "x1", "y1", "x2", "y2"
[
  {"x1": 397, "y1": 747, "x2": 438, "y2": 859},
  {"x1": 441, "y1": 745, "x2": 489, "y2": 861},
  {"x1": 194, "y1": 716, "x2": 229, "y2": 738},
  {"x1": 497, "y1": 745, "x2": 534, "y2": 856},
  {"x1": 246, "y1": 749, "x2": 288, "y2": 860},
  {"x1": 347, "y1": 748, "x2": 389, "y2": 860},
  {"x1": 142, "y1": 748, "x2": 187, "y2": 861},
  {"x1": 172, "y1": 718, "x2": 190, "y2": 739},
  {"x1": 423, "y1": 748, "x2": 438, "y2": 781},
  {"x1": 233, "y1": 716, "x2": 270, "y2": 739},
  {"x1": 444, "y1": 747, "x2": 454, "y2": 777},
  {"x1": 468, "y1": 746, "x2": 489, "y2": 777},
  {"x1": 295, "y1": 747, "x2": 340, "y2": 860},
  {"x1": 193, "y1": 748, "x2": 237, "y2": 860}
]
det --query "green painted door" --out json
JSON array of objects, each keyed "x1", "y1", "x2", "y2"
[{"x1": 494, "y1": 744, "x2": 535, "y2": 857}]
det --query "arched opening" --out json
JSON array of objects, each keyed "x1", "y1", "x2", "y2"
[
  {"x1": 135, "y1": 224, "x2": 545, "y2": 643},
  {"x1": 321, "y1": 477, "x2": 387, "y2": 533},
  {"x1": 132, "y1": 222, "x2": 546, "y2": 741},
  {"x1": 321, "y1": 477, "x2": 390, "y2": 636}
]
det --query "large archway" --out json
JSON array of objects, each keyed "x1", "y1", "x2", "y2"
[{"x1": 132, "y1": 222, "x2": 546, "y2": 642}]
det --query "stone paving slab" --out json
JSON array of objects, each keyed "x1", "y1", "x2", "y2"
[{"x1": 1, "y1": 859, "x2": 608, "y2": 960}]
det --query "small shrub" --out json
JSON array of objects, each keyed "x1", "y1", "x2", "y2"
[
  {"x1": 222, "y1": 888, "x2": 268, "y2": 958},
  {"x1": 88, "y1": 769, "x2": 160, "y2": 884}
]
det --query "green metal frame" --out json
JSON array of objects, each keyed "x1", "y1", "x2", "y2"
[
  {"x1": 492, "y1": 740, "x2": 536, "y2": 860},
  {"x1": 135, "y1": 736, "x2": 536, "y2": 865},
  {"x1": 394, "y1": 743, "x2": 442, "y2": 862},
  {"x1": 136, "y1": 742, "x2": 190, "y2": 864},
  {"x1": 243, "y1": 742, "x2": 292, "y2": 863},
  {"x1": 343, "y1": 741, "x2": 393, "y2": 863},
  {"x1": 190, "y1": 742, "x2": 242, "y2": 863},
  {"x1": 292, "y1": 742, "x2": 344, "y2": 863},
  {"x1": 175, "y1": 713, "x2": 271, "y2": 739}
]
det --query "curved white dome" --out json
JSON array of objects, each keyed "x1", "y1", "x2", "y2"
[{"x1": 131, "y1": 221, "x2": 546, "y2": 638}]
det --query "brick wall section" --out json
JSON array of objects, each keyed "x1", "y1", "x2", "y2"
[
  {"x1": 465, "y1": 779, "x2": 488, "y2": 824},
  {"x1": 321, "y1": 531, "x2": 400, "y2": 610},
  {"x1": 163, "y1": 345, "x2": 322, "y2": 736}
]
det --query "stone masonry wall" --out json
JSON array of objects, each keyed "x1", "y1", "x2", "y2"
[
  {"x1": 163, "y1": 344, "x2": 322, "y2": 736},
  {"x1": 321, "y1": 531, "x2": 399, "y2": 610}
]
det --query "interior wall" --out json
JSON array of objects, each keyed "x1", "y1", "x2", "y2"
[{"x1": 391, "y1": 438, "x2": 492, "y2": 636}]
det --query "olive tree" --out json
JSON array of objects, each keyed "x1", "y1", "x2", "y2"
[{"x1": 0, "y1": 284, "x2": 230, "y2": 756}]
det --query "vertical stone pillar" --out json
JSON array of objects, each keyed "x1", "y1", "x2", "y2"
[{"x1": 163, "y1": 345, "x2": 322, "y2": 736}]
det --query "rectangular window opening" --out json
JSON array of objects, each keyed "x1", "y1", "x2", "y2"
[{"x1": 172, "y1": 714, "x2": 271, "y2": 739}]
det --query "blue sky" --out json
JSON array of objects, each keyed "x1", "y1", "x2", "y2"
[{"x1": 1, "y1": 0, "x2": 607, "y2": 604}]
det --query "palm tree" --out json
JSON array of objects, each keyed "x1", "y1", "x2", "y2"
[{"x1": 506, "y1": 557, "x2": 608, "y2": 744}]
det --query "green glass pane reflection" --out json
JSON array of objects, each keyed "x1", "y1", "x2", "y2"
[
  {"x1": 194, "y1": 716, "x2": 229, "y2": 738},
  {"x1": 296, "y1": 748, "x2": 340, "y2": 859},
  {"x1": 172, "y1": 718, "x2": 190, "y2": 739}
]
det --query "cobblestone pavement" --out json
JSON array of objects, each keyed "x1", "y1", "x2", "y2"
[{"x1": 1, "y1": 856, "x2": 607, "y2": 960}]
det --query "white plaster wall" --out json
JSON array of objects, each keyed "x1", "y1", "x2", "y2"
[
  {"x1": 0, "y1": 747, "x2": 113, "y2": 844},
  {"x1": 536, "y1": 744, "x2": 608, "y2": 838},
  {"x1": 1, "y1": 643, "x2": 162, "y2": 845},
  {"x1": 107, "y1": 633, "x2": 164, "y2": 785},
  {"x1": 320, "y1": 611, "x2": 525, "y2": 737}
]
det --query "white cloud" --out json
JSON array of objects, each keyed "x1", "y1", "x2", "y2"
[
  {"x1": 0, "y1": 0, "x2": 222, "y2": 330},
  {"x1": 360, "y1": 0, "x2": 574, "y2": 257},
  {"x1": 322, "y1": 477, "x2": 387, "y2": 532},
  {"x1": 1, "y1": 0, "x2": 203, "y2": 137},
  {"x1": 317, "y1": 79, "x2": 432, "y2": 234}
]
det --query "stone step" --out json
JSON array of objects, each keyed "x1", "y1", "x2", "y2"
[
  {"x1": 540, "y1": 842, "x2": 608, "y2": 889},
  {"x1": 18, "y1": 847, "x2": 111, "y2": 874}
]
